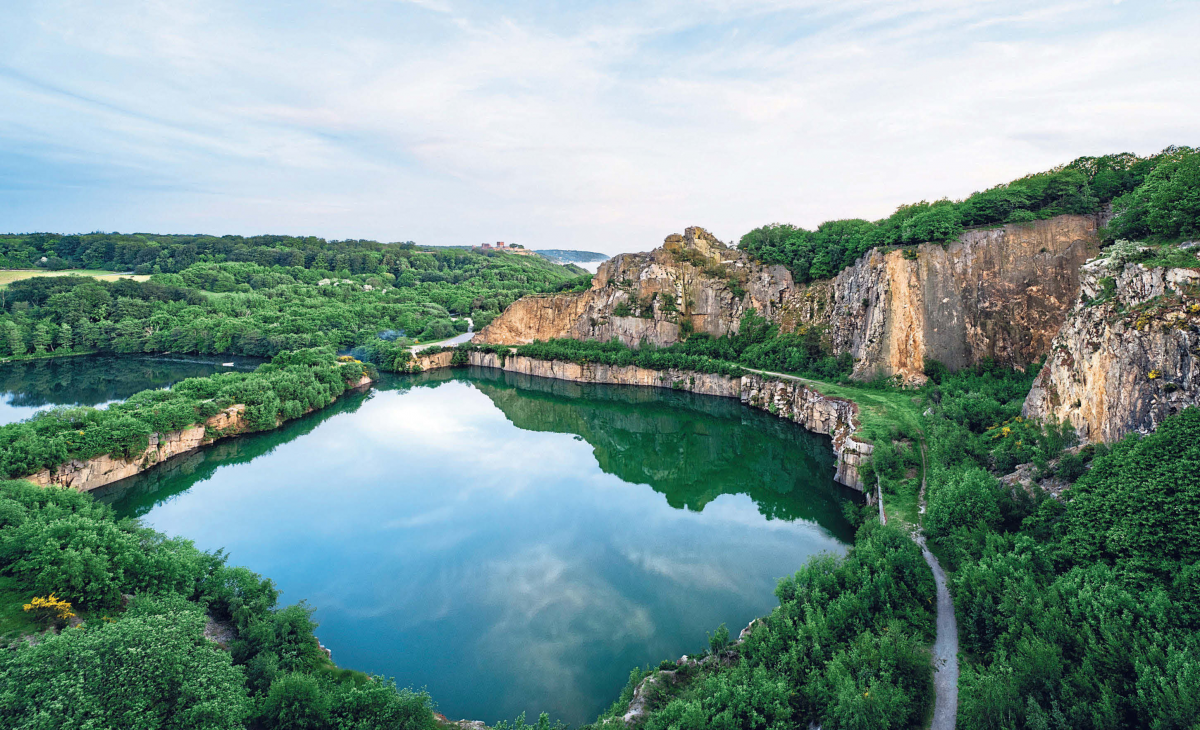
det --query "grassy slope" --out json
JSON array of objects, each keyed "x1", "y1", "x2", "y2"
[{"x1": 0, "y1": 269, "x2": 151, "y2": 288}]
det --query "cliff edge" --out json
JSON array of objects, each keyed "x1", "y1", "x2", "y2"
[{"x1": 475, "y1": 217, "x2": 1100, "y2": 384}]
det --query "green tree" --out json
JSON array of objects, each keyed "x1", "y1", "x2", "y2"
[
  {"x1": 3, "y1": 321, "x2": 24, "y2": 357},
  {"x1": 31, "y1": 321, "x2": 51, "y2": 354},
  {"x1": 0, "y1": 594, "x2": 250, "y2": 730},
  {"x1": 56, "y1": 322, "x2": 73, "y2": 352}
]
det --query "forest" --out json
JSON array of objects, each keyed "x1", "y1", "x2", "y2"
[
  {"x1": 0, "y1": 348, "x2": 368, "y2": 481},
  {"x1": 0, "y1": 230, "x2": 557, "y2": 278},
  {"x1": 0, "y1": 253, "x2": 587, "y2": 361},
  {"x1": 739, "y1": 146, "x2": 1199, "y2": 284}
]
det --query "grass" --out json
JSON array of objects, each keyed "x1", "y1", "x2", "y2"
[
  {"x1": 0, "y1": 575, "x2": 40, "y2": 642},
  {"x1": 883, "y1": 476, "x2": 922, "y2": 529},
  {"x1": 808, "y1": 381, "x2": 925, "y2": 443},
  {"x1": 0, "y1": 269, "x2": 151, "y2": 288},
  {"x1": 1140, "y1": 242, "x2": 1200, "y2": 270},
  {"x1": 750, "y1": 369, "x2": 927, "y2": 445}
]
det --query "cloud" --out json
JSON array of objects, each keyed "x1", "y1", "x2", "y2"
[{"x1": 0, "y1": 0, "x2": 1196, "y2": 252}]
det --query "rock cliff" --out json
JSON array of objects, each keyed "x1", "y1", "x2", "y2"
[
  {"x1": 1023, "y1": 257, "x2": 1200, "y2": 443},
  {"x1": 24, "y1": 374, "x2": 374, "y2": 493},
  {"x1": 24, "y1": 404, "x2": 251, "y2": 493},
  {"x1": 832, "y1": 215, "x2": 1099, "y2": 383},
  {"x1": 475, "y1": 217, "x2": 1100, "y2": 384},
  {"x1": 462, "y1": 351, "x2": 871, "y2": 490}
]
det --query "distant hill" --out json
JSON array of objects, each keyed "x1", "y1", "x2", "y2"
[{"x1": 535, "y1": 249, "x2": 610, "y2": 265}]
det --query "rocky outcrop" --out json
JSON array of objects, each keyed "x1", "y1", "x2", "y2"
[
  {"x1": 463, "y1": 351, "x2": 871, "y2": 489},
  {"x1": 475, "y1": 217, "x2": 1100, "y2": 384},
  {"x1": 1023, "y1": 258, "x2": 1200, "y2": 443},
  {"x1": 474, "y1": 226, "x2": 821, "y2": 348},
  {"x1": 24, "y1": 375, "x2": 374, "y2": 493},
  {"x1": 23, "y1": 405, "x2": 250, "y2": 493},
  {"x1": 740, "y1": 375, "x2": 872, "y2": 489},
  {"x1": 835, "y1": 215, "x2": 1100, "y2": 383},
  {"x1": 468, "y1": 351, "x2": 740, "y2": 397},
  {"x1": 414, "y1": 351, "x2": 455, "y2": 371}
]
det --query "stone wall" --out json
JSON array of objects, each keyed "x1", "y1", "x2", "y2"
[
  {"x1": 465, "y1": 351, "x2": 871, "y2": 490},
  {"x1": 24, "y1": 374, "x2": 374, "y2": 493},
  {"x1": 1023, "y1": 258, "x2": 1200, "y2": 443}
]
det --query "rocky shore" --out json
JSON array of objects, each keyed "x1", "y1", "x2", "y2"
[
  {"x1": 419, "y1": 350, "x2": 871, "y2": 490},
  {"x1": 23, "y1": 374, "x2": 374, "y2": 493}
]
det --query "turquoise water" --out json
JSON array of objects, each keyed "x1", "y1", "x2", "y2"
[{"x1": 93, "y1": 367, "x2": 856, "y2": 725}]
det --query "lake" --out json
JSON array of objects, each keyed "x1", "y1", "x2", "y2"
[
  {"x1": 20, "y1": 363, "x2": 857, "y2": 725},
  {"x1": 0, "y1": 354, "x2": 260, "y2": 426}
]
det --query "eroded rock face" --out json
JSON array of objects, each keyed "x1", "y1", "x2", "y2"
[
  {"x1": 475, "y1": 217, "x2": 1100, "y2": 384},
  {"x1": 462, "y1": 351, "x2": 871, "y2": 490},
  {"x1": 835, "y1": 215, "x2": 1101, "y2": 383},
  {"x1": 1023, "y1": 259, "x2": 1200, "y2": 443},
  {"x1": 23, "y1": 404, "x2": 249, "y2": 493},
  {"x1": 23, "y1": 374, "x2": 376, "y2": 493},
  {"x1": 475, "y1": 227, "x2": 821, "y2": 348}
]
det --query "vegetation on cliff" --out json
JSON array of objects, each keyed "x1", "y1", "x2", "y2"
[
  {"x1": 739, "y1": 147, "x2": 1195, "y2": 284},
  {"x1": 468, "y1": 310, "x2": 853, "y2": 383},
  {"x1": 0, "y1": 479, "x2": 437, "y2": 730},
  {"x1": 0, "y1": 348, "x2": 368, "y2": 480}
]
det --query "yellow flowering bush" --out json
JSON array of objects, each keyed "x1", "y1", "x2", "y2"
[{"x1": 24, "y1": 593, "x2": 75, "y2": 626}]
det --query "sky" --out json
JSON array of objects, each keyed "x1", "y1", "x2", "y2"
[{"x1": 1, "y1": 0, "x2": 1197, "y2": 255}]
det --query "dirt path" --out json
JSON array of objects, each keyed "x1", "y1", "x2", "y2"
[
  {"x1": 722, "y1": 366, "x2": 957, "y2": 726},
  {"x1": 915, "y1": 440, "x2": 958, "y2": 730},
  {"x1": 408, "y1": 317, "x2": 474, "y2": 354}
]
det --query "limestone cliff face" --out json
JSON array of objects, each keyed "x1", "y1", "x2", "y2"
[
  {"x1": 475, "y1": 227, "x2": 824, "y2": 348},
  {"x1": 24, "y1": 374, "x2": 374, "y2": 493},
  {"x1": 1023, "y1": 259, "x2": 1200, "y2": 443},
  {"x1": 24, "y1": 404, "x2": 250, "y2": 493},
  {"x1": 834, "y1": 216, "x2": 1100, "y2": 383},
  {"x1": 475, "y1": 217, "x2": 1100, "y2": 384},
  {"x1": 463, "y1": 351, "x2": 871, "y2": 490}
]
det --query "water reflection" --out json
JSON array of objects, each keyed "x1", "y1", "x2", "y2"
[
  {"x1": 95, "y1": 369, "x2": 857, "y2": 725},
  {"x1": 0, "y1": 354, "x2": 260, "y2": 425}
]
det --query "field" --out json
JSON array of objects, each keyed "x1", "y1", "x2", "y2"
[{"x1": 0, "y1": 269, "x2": 151, "y2": 288}]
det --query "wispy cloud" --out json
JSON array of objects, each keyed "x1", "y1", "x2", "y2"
[{"x1": 1, "y1": 0, "x2": 1196, "y2": 251}]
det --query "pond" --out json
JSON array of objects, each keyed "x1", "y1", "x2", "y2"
[
  {"x1": 0, "y1": 354, "x2": 261, "y2": 426},
  {"x1": 84, "y1": 367, "x2": 857, "y2": 725}
]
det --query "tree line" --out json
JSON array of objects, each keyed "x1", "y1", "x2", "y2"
[
  {"x1": 739, "y1": 146, "x2": 1199, "y2": 284},
  {"x1": 0, "y1": 348, "x2": 368, "y2": 481},
  {"x1": 0, "y1": 229, "x2": 581, "y2": 281},
  {"x1": 0, "y1": 256, "x2": 586, "y2": 362}
]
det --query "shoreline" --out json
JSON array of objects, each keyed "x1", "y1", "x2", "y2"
[{"x1": 415, "y1": 349, "x2": 872, "y2": 491}]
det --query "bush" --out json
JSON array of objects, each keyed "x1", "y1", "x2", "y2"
[
  {"x1": 707, "y1": 623, "x2": 730, "y2": 653},
  {"x1": 0, "y1": 594, "x2": 250, "y2": 729},
  {"x1": 0, "y1": 348, "x2": 366, "y2": 479}
]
